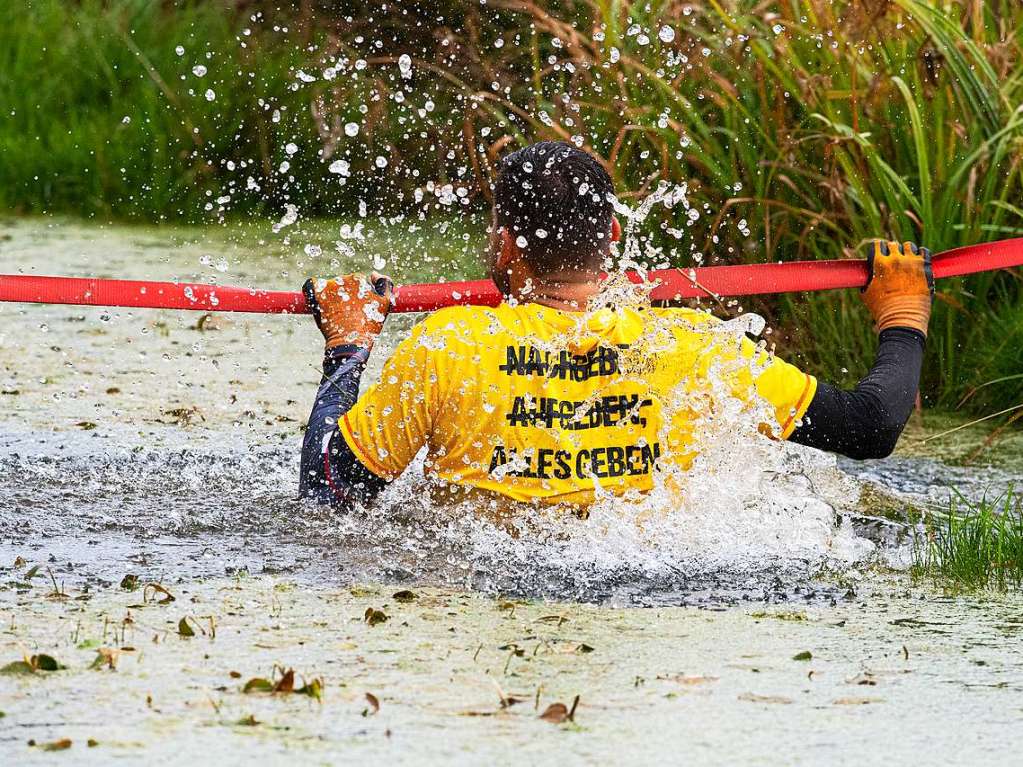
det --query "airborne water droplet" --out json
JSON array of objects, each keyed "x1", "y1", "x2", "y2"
[{"x1": 398, "y1": 53, "x2": 412, "y2": 78}]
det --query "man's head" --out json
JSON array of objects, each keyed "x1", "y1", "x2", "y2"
[{"x1": 490, "y1": 141, "x2": 619, "y2": 294}]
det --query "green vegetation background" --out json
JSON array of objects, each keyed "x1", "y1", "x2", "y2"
[{"x1": 2, "y1": 0, "x2": 1022, "y2": 416}]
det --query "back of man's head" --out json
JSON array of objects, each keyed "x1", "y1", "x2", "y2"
[{"x1": 494, "y1": 142, "x2": 614, "y2": 275}]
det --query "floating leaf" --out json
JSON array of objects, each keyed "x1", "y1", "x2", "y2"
[
  {"x1": 363, "y1": 692, "x2": 380, "y2": 716},
  {"x1": 1, "y1": 660, "x2": 35, "y2": 675},
  {"x1": 392, "y1": 590, "x2": 417, "y2": 603},
  {"x1": 364, "y1": 608, "x2": 388, "y2": 626},
  {"x1": 236, "y1": 715, "x2": 260, "y2": 727},
  {"x1": 242, "y1": 678, "x2": 273, "y2": 694},
  {"x1": 848, "y1": 672, "x2": 878, "y2": 686},
  {"x1": 37, "y1": 738, "x2": 73, "y2": 751},
  {"x1": 750, "y1": 611, "x2": 807, "y2": 622},
  {"x1": 539, "y1": 703, "x2": 569, "y2": 723},
  {"x1": 76, "y1": 421, "x2": 97, "y2": 430},
  {"x1": 833, "y1": 697, "x2": 883, "y2": 705},
  {"x1": 738, "y1": 692, "x2": 793, "y2": 705},
  {"x1": 272, "y1": 669, "x2": 295, "y2": 694},
  {"x1": 87, "y1": 738, "x2": 99, "y2": 747},
  {"x1": 23, "y1": 565, "x2": 40, "y2": 580},
  {"x1": 296, "y1": 677, "x2": 323, "y2": 701},
  {"x1": 792, "y1": 651, "x2": 813, "y2": 661},
  {"x1": 33, "y1": 654, "x2": 64, "y2": 671},
  {"x1": 120, "y1": 574, "x2": 140, "y2": 591},
  {"x1": 90, "y1": 648, "x2": 118, "y2": 670},
  {"x1": 243, "y1": 668, "x2": 320, "y2": 699},
  {"x1": 13, "y1": 556, "x2": 26, "y2": 568},
  {"x1": 143, "y1": 583, "x2": 175, "y2": 604},
  {"x1": 539, "y1": 695, "x2": 579, "y2": 724},
  {"x1": 661, "y1": 674, "x2": 719, "y2": 686},
  {"x1": 178, "y1": 617, "x2": 195, "y2": 637}
]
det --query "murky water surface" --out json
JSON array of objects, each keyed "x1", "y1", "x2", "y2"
[{"x1": 2, "y1": 219, "x2": 1022, "y2": 763}]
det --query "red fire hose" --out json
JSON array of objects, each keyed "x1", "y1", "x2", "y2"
[{"x1": 2, "y1": 239, "x2": 1022, "y2": 315}]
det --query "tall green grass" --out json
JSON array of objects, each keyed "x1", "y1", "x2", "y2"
[
  {"x1": 914, "y1": 489, "x2": 1023, "y2": 591},
  {"x1": 1, "y1": 0, "x2": 1022, "y2": 413}
]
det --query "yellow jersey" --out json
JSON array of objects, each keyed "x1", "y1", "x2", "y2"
[{"x1": 339, "y1": 302, "x2": 816, "y2": 505}]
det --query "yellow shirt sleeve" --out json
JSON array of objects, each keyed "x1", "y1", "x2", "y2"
[
  {"x1": 689, "y1": 324, "x2": 816, "y2": 440},
  {"x1": 338, "y1": 321, "x2": 439, "y2": 480},
  {"x1": 744, "y1": 339, "x2": 817, "y2": 438}
]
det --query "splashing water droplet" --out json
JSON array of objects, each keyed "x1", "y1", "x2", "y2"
[
  {"x1": 204, "y1": 89, "x2": 216, "y2": 102},
  {"x1": 328, "y1": 159, "x2": 350, "y2": 176},
  {"x1": 398, "y1": 53, "x2": 412, "y2": 78},
  {"x1": 344, "y1": 122, "x2": 359, "y2": 137},
  {"x1": 659, "y1": 26, "x2": 675, "y2": 43},
  {"x1": 192, "y1": 65, "x2": 207, "y2": 77}
]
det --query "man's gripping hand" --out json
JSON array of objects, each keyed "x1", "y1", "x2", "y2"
[
  {"x1": 861, "y1": 240, "x2": 934, "y2": 336},
  {"x1": 302, "y1": 273, "x2": 393, "y2": 350}
]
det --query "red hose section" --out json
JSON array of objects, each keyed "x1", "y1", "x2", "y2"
[{"x1": 2, "y1": 238, "x2": 1022, "y2": 315}]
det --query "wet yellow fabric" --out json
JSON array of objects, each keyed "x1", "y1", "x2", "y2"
[{"x1": 339, "y1": 302, "x2": 816, "y2": 504}]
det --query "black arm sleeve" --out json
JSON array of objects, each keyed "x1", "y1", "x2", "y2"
[
  {"x1": 299, "y1": 345, "x2": 387, "y2": 506},
  {"x1": 788, "y1": 327, "x2": 925, "y2": 460}
]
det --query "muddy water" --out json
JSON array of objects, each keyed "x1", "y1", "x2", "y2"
[{"x1": 2, "y1": 217, "x2": 1023, "y2": 764}]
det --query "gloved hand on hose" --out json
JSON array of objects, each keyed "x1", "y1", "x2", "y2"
[
  {"x1": 861, "y1": 239, "x2": 934, "y2": 336},
  {"x1": 302, "y1": 272, "x2": 393, "y2": 350}
]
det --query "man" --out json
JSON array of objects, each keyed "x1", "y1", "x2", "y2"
[{"x1": 299, "y1": 141, "x2": 932, "y2": 508}]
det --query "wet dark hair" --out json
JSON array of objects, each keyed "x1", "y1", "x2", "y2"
[{"x1": 493, "y1": 141, "x2": 615, "y2": 274}]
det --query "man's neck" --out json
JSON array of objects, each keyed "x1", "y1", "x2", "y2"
[{"x1": 510, "y1": 271, "x2": 602, "y2": 312}]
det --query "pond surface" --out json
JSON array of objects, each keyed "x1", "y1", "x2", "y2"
[{"x1": 1, "y1": 217, "x2": 1022, "y2": 764}]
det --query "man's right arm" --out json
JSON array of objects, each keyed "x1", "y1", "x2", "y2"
[{"x1": 789, "y1": 240, "x2": 933, "y2": 460}]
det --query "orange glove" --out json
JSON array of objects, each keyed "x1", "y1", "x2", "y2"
[
  {"x1": 302, "y1": 273, "x2": 392, "y2": 349},
  {"x1": 861, "y1": 240, "x2": 934, "y2": 335}
]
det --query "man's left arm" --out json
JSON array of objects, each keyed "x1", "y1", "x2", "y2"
[{"x1": 764, "y1": 240, "x2": 933, "y2": 459}]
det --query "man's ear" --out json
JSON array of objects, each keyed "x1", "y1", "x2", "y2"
[{"x1": 610, "y1": 216, "x2": 622, "y2": 243}]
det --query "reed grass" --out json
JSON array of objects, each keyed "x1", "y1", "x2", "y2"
[
  {"x1": 914, "y1": 489, "x2": 1023, "y2": 591},
  {"x1": 1, "y1": 0, "x2": 1022, "y2": 414}
]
